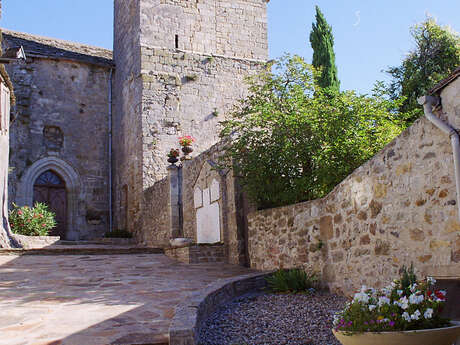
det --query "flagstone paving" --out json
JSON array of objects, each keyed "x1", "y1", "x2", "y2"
[{"x1": 0, "y1": 254, "x2": 255, "y2": 345}]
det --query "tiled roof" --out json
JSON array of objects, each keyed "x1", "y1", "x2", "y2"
[
  {"x1": 1, "y1": 29, "x2": 114, "y2": 67},
  {"x1": 429, "y1": 66, "x2": 460, "y2": 94}
]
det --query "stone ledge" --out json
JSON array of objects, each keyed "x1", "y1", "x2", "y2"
[
  {"x1": 13, "y1": 234, "x2": 61, "y2": 249},
  {"x1": 0, "y1": 247, "x2": 164, "y2": 256},
  {"x1": 169, "y1": 271, "x2": 270, "y2": 345},
  {"x1": 164, "y1": 243, "x2": 225, "y2": 264}
]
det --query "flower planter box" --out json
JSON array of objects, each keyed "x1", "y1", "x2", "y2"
[{"x1": 333, "y1": 321, "x2": 460, "y2": 345}]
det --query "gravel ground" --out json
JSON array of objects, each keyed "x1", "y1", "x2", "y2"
[{"x1": 199, "y1": 292, "x2": 347, "y2": 345}]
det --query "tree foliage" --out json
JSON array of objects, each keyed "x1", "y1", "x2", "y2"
[
  {"x1": 386, "y1": 17, "x2": 460, "y2": 123},
  {"x1": 309, "y1": 6, "x2": 340, "y2": 92},
  {"x1": 219, "y1": 56, "x2": 406, "y2": 209}
]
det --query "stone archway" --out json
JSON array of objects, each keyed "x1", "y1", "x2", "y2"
[{"x1": 16, "y1": 157, "x2": 81, "y2": 239}]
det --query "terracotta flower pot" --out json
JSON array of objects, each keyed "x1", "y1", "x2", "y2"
[{"x1": 332, "y1": 321, "x2": 460, "y2": 345}]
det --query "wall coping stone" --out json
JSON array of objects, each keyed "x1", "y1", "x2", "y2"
[{"x1": 169, "y1": 271, "x2": 271, "y2": 345}]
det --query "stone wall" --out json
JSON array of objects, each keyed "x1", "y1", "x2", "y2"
[
  {"x1": 164, "y1": 244, "x2": 225, "y2": 264},
  {"x1": 137, "y1": 144, "x2": 251, "y2": 265},
  {"x1": 0, "y1": 15, "x2": 18, "y2": 247},
  {"x1": 137, "y1": 176, "x2": 171, "y2": 247},
  {"x1": 139, "y1": 47, "x2": 265, "y2": 186},
  {"x1": 181, "y1": 145, "x2": 250, "y2": 265},
  {"x1": 0, "y1": 69, "x2": 13, "y2": 248},
  {"x1": 112, "y1": 0, "x2": 144, "y2": 234},
  {"x1": 112, "y1": 0, "x2": 268, "y2": 237},
  {"x1": 3, "y1": 33, "x2": 112, "y2": 240},
  {"x1": 248, "y1": 78, "x2": 460, "y2": 295},
  {"x1": 139, "y1": 0, "x2": 269, "y2": 60}
]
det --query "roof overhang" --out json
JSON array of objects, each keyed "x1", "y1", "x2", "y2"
[
  {"x1": 429, "y1": 66, "x2": 460, "y2": 95},
  {"x1": 0, "y1": 45, "x2": 26, "y2": 63}
]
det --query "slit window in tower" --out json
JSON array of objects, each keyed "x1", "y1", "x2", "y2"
[{"x1": 175, "y1": 35, "x2": 179, "y2": 49}]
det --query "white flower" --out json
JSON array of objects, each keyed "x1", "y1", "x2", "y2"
[
  {"x1": 411, "y1": 310, "x2": 421, "y2": 320},
  {"x1": 424, "y1": 308, "x2": 434, "y2": 319},
  {"x1": 368, "y1": 304, "x2": 377, "y2": 311},
  {"x1": 378, "y1": 296, "x2": 390, "y2": 306},
  {"x1": 402, "y1": 312, "x2": 411, "y2": 322},
  {"x1": 427, "y1": 276, "x2": 436, "y2": 285},
  {"x1": 410, "y1": 283, "x2": 418, "y2": 293},
  {"x1": 397, "y1": 289, "x2": 403, "y2": 296},
  {"x1": 353, "y1": 292, "x2": 369, "y2": 303},
  {"x1": 391, "y1": 281, "x2": 397, "y2": 288},
  {"x1": 409, "y1": 293, "x2": 424, "y2": 305},
  {"x1": 398, "y1": 296, "x2": 409, "y2": 309}
]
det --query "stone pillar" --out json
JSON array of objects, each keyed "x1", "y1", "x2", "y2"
[{"x1": 168, "y1": 165, "x2": 182, "y2": 238}]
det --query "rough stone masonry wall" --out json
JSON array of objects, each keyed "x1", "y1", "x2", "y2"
[
  {"x1": 113, "y1": 0, "x2": 268, "y2": 236},
  {"x1": 181, "y1": 144, "x2": 249, "y2": 265},
  {"x1": 139, "y1": 0, "x2": 268, "y2": 60},
  {"x1": 5, "y1": 56, "x2": 111, "y2": 240},
  {"x1": 112, "y1": 0, "x2": 144, "y2": 234},
  {"x1": 138, "y1": 144, "x2": 250, "y2": 265},
  {"x1": 0, "y1": 75, "x2": 10, "y2": 247},
  {"x1": 139, "y1": 47, "x2": 264, "y2": 186},
  {"x1": 137, "y1": 176, "x2": 171, "y2": 246},
  {"x1": 248, "y1": 78, "x2": 460, "y2": 296}
]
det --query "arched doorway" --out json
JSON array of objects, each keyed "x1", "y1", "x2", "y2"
[
  {"x1": 16, "y1": 157, "x2": 81, "y2": 240},
  {"x1": 33, "y1": 170, "x2": 67, "y2": 238}
]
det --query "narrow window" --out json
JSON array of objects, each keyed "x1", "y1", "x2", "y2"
[{"x1": 175, "y1": 35, "x2": 179, "y2": 49}]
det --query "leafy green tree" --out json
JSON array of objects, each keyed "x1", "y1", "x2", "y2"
[
  {"x1": 219, "y1": 56, "x2": 405, "y2": 209},
  {"x1": 386, "y1": 17, "x2": 460, "y2": 123},
  {"x1": 309, "y1": 6, "x2": 340, "y2": 92}
]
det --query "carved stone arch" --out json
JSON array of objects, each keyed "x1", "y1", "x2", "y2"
[{"x1": 16, "y1": 157, "x2": 81, "y2": 239}]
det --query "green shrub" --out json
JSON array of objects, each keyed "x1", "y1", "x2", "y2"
[
  {"x1": 265, "y1": 268, "x2": 318, "y2": 293},
  {"x1": 9, "y1": 202, "x2": 56, "y2": 236},
  {"x1": 105, "y1": 229, "x2": 133, "y2": 238},
  {"x1": 219, "y1": 55, "x2": 407, "y2": 209}
]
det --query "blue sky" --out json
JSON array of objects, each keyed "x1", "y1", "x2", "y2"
[{"x1": 2, "y1": 0, "x2": 459, "y2": 94}]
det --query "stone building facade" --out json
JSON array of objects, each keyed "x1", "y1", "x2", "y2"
[
  {"x1": 2, "y1": 0, "x2": 269, "y2": 242},
  {"x1": 0, "y1": 0, "x2": 17, "y2": 248},
  {"x1": 2, "y1": 31, "x2": 113, "y2": 240},
  {"x1": 247, "y1": 75, "x2": 460, "y2": 295},
  {"x1": 112, "y1": 0, "x2": 269, "y2": 234}
]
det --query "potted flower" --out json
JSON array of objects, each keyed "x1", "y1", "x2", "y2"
[
  {"x1": 332, "y1": 266, "x2": 460, "y2": 345},
  {"x1": 179, "y1": 135, "x2": 195, "y2": 159},
  {"x1": 167, "y1": 148, "x2": 180, "y2": 164}
]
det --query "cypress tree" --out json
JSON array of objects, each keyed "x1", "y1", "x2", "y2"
[{"x1": 309, "y1": 6, "x2": 340, "y2": 91}]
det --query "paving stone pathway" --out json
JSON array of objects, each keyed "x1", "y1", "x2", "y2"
[{"x1": 0, "y1": 254, "x2": 254, "y2": 345}]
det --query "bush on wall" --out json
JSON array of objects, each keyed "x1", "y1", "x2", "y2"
[
  {"x1": 219, "y1": 55, "x2": 407, "y2": 209},
  {"x1": 9, "y1": 202, "x2": 56, "y2": 236}
]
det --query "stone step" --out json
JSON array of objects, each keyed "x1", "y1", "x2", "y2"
[
  {"x1": 59, "y1": 238, "x2": 136, "y2": 246},
  {"x1": 0, "y1": 246, "x2": 164, "y2": 256}
]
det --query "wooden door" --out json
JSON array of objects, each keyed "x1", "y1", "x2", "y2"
[{"x1": 33, "y1": 170, "x2": 67, "y2": 238}]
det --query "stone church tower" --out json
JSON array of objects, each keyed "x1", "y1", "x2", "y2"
[{"x1": 112, "y1": 0, "x2": 269, "y2": 234}]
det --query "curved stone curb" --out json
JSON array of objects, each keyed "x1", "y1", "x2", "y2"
[{"x1": 169, "y1": 271, "x2": 272, "y2": 345}]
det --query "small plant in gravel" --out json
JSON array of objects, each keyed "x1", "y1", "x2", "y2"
[
  {"x1": 9, "y1": 202, "x2": 56, "y2": 236},
  {"x1": 266, "y1": 268, "x2": 318, "y2": 293},
  {"x1": 333, "y1": 265, "x2": 451, "y2": 334}
]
